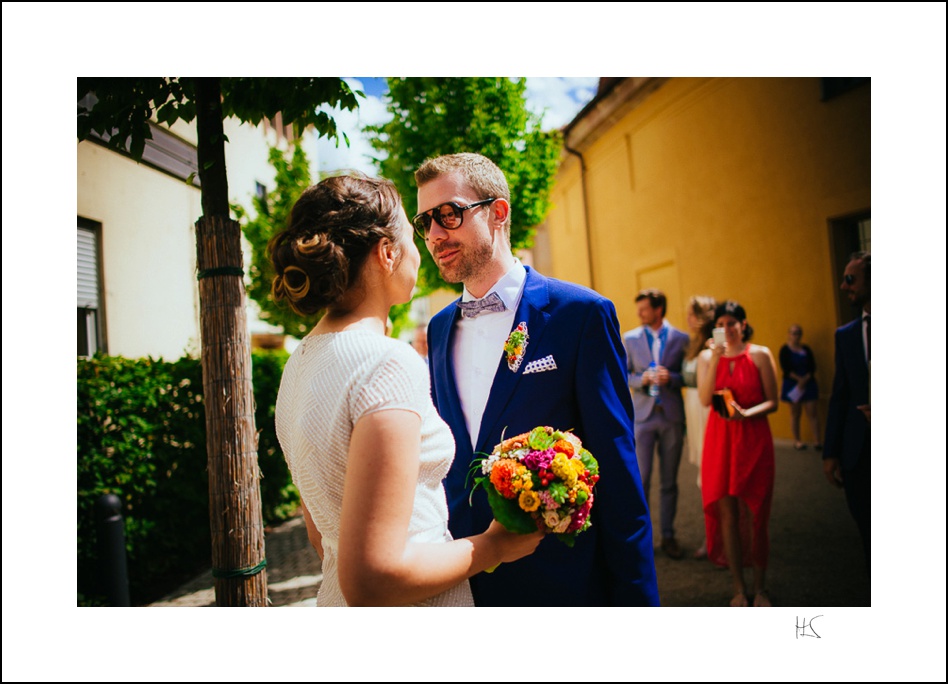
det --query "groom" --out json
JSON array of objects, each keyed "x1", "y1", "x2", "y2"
[{"x1": 416, "y1": 152, "x2": 659, "y2": 606}]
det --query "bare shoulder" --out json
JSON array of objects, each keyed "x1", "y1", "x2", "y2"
[
  {"x1": 696, "y1": 348, "x2": 712, "y2": 369},
  {"x1": 749, "y1": 344, "x2": 775, "y2": 364}
]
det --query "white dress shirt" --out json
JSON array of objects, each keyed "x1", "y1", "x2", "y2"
[
  {"x1": 862, "y1": 311, "x2": 870, "y2": 363},
  {"x1": 646, "y1": 319, "x2": 669, "y2": 364},
  {"x1": 452, "y1": 260, "x2": 527, "y2": 449}
]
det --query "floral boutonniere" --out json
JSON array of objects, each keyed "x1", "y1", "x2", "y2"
[{"x1": 504, "y1": 322, "x2": 529, "y2": 372}]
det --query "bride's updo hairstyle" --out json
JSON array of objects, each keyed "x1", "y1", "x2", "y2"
[{"x1": 269, "y1": 175, "x2": 403, "y2": 315}]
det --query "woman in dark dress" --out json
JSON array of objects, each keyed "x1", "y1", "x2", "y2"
[{"x1": 779, "y1": 324, "x2": 821, "y2": 450}]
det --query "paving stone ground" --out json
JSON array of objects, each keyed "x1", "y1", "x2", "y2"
[{"x1": 150, "y1": 439, "x2": 869, "y2": 608}]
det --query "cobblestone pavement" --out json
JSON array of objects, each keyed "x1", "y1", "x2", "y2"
[
  {"x1": 150, "y1": 515, "x2": 322, "y2": 607},
  {"x1": 150, "y1": 439, "x2": 869, "y2": 608},
  {"x1": 648, "y1": 438, "x2": 869, "y2": 607}
]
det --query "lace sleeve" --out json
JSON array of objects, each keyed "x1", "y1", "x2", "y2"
[{"x1": 350, "y1": 344, "x2": 429, "y2": 425}]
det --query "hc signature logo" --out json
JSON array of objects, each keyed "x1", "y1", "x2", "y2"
[{"x1": 796, "y1": 615, "x2": 822, "y2": 639}]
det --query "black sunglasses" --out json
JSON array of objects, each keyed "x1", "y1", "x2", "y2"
[
  {"x1": 412, "y1": 198, "x2": 496, "y2": 239},
  {"x1": 843, "y1": 274, "x2": 856, "y2": 285}
]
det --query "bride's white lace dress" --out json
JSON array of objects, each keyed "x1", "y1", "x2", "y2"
[{"x1": 275, "y1": 330, "x2": 474, "y2": 607}]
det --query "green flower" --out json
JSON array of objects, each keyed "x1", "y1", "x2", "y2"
[
  {"x1": 547, "y1": 481, "x2": 568, "y2": 504},
  {"x1": 579, "y1": 449, "x2": 598, "y2": 476}
]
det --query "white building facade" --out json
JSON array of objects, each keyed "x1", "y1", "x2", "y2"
[{"x1": 77, "y1": 109, "x2": 312, "y2": 360}]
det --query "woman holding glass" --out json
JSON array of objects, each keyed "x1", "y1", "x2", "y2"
[{"x1": 697, "y1": 300, "x2": 779, "y2": 607}]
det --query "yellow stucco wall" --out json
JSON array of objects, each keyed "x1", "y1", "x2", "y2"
[{"x1": 544, "y1": 77, "x2": 870, "y2": 440}]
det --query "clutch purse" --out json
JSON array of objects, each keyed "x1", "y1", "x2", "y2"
[{"x1": 711, "y1": 388, "x2": 736, "y2": 418}]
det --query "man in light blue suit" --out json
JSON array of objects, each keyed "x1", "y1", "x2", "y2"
[
  {"x1": 415, "y1": 153, "x2": 659, "y2": 606},
  {"x1": 623, "y1": 289, "x2": 691, "y2": 559}
]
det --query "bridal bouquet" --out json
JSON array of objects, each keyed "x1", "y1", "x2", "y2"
[{"x1": 471, "y1": 426, "x2": 599, "y2": 547}]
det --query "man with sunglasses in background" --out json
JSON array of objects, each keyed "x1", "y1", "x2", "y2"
[
  {"x1": 823, "y1": 251, "x2": 871, "y2": 575},
  {"x1": 415, "y1": 152, "x2": 659, "y2": 607}
]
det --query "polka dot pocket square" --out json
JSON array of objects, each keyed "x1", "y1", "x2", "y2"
[{"x1": 522, "y1": 354, "x2": 558, "y2": 375}]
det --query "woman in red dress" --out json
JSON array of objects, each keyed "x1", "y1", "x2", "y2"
[{"x1": 697, "y1": 300, "x2": 779, "y2": 607}]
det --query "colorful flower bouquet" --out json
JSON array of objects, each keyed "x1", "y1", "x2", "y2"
[{"x1": 471, "y1": 426, "x2": 600, "y2": 547}]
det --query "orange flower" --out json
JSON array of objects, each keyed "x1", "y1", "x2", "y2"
[
  {"x1": 489, "y1": 458, "x2": 520, "y2": 499},
  {"x1": 552, "y1": 439, "x2": 575, "y2": 458},
  {"x1": 498, "y1": 432, "x2": 530, "y2": 453}
]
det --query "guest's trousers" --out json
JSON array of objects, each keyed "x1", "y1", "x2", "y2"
[
  {"x1": 635, "y1": 409, "x2": 685, "y2": 539},
  {"x1": 844, "y1": 439, "x2": 871, "y2": 576}
]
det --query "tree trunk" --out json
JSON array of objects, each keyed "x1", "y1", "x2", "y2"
[{"x1": 195, "y1": 78, "x2": 268, "y2": 607}]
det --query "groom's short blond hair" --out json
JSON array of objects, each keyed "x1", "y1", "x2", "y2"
[{"x1": 415, "y1": 153, "x2": 511, "y2": 240}]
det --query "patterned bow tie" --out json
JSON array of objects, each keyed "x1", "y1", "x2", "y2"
[{"x1": 457, "y1": 291, "x2": 507, "y2": 318}]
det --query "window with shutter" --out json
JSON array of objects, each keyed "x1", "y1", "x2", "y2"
[{"x1": 77, "y1": 220, "x2": 104, "y2": 356}]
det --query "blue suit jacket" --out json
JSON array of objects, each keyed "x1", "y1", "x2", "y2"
[
  {"x1": 428, "y1": 267, "x2": 660, "y2": 606},
  {"x1": 823, "y1": 317, "x2": 870, "y2": 471},
  {"x1": 623, "y1": 324, "x2": 690, "y2": 424}
]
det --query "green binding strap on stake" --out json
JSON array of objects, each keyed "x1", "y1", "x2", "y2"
[
  {"x1": 212, "y1": 558, "x2": 267, "y2": 579},
  {"x1": 197, "y1": 266, "x2": 244, "y2": 280}
]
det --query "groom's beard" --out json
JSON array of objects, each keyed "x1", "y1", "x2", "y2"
[{"x1": 433, "y1": 236, "x2": 493, "y2": 285}]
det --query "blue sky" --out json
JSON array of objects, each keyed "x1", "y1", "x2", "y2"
[{"x1": 312, "y1": 77, "x2": 599, "y2": 176}]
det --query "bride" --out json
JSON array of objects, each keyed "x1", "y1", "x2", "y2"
[{"x1": 270, "y1": 174, "x2": 541, "y2": 606}]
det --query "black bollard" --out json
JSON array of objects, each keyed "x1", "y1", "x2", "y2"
[{"x1": 95, "y1": 493, "x2": 130, "y2": 606}]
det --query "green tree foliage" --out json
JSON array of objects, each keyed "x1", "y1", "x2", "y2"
[
  {"x1": 77, "y1": 79, "x2": 361, "y2": 605},
  {"x1": 77, "y1": 77, "x2": 360, "y2": 170},
  {"x1": 366, "y1": 77, "x2": 562, "y2": 296},
  {"x1": 233, "y1": 143, "x2": 319, "y2": 338}
]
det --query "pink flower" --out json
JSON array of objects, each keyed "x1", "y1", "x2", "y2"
[
  {"x1": 538, "y1": 490, "x2": 560, "y2": 510},
  {"x1": 568, "y1": 500, "x2": 593, "y2": 532},
  {"x1": 522, "y1": 448, "x2": 554, "y2": 471}
]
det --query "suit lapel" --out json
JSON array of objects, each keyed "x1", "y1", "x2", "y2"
[
  {"x1": 633, "y1": 329, "x2": 649, "y2": 365},
  {"x1": 665, "y1": 325, "x2": 685, "y2": 366},
  {"x1": 475, "y1": 267, "x2": 551, "y2": 453},
  {"x1": 847, "y1": 318, "x2": 869, "y2": 375},
  {"x1": 435, "y1": 302, "x2": 473, "y2": 451}
]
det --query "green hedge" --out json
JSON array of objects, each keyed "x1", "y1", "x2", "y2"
[{"x1": 77, "y1": 350, "x2": 297, "y2": 606}]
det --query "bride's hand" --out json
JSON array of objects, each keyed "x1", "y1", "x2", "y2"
[{"x1": 485, "y1": 520, "x2": 544, "y2": 563}]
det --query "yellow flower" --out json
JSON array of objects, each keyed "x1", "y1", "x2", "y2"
[
  {"x1": 519, "y1": 489, "x2": 541, "y2": 512},
  {"x1": 551, "y1": 453, "x2": 578, "y2": 488},
  {"x1": 551, "y1": 452, "x2": 570, "y2": 477}
]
